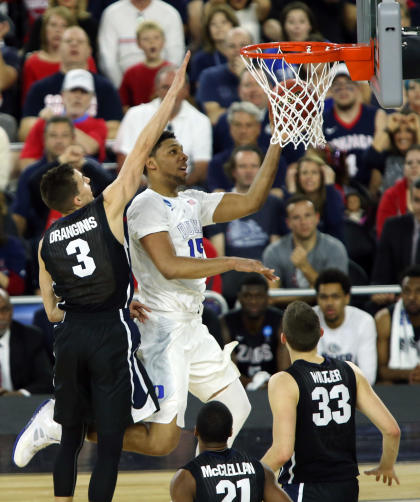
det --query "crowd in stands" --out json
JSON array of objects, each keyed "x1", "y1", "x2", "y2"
[{"x1": 0, "y1": 0, "x2": 420, "y2": 396}]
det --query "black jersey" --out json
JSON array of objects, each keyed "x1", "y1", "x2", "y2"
[
  {"x1": 183, "y1": 448, "x2": 265, "y2": 502},
  {"x1": 224, "y1": 307, "x2": 282, "y2": 378},
  {"x1": 279, "y1": 357, "x2": 358, "y2": 485},
  {"x1": 41, "y1": 194, "x2": 133, "y2": 312}
]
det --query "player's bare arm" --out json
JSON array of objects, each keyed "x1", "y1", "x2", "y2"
[
  {"x1": 260, "y1": 371, "x2": 298, "y2": 471},
  {"x1": 103, "y1": 51, "x2": 191, "y2": 242},
  {"x1": 140, "y1": 231, "x2": 278, "y2": 282},
  {"x1": 38, "y1": 239, "x2": 64, "y2": 323},
  {"x1": 262, "y1": 464, "x2": 293, "y2": 502},
  {"x1": 170, "y1": 468, "x2": 196, "y2": 502},
  {"x1": 346, "y1": 361, "x2": 400, "y2": 486},
  {"x1": 213, "y1": 143, "x2": 282, "y2": 223}
]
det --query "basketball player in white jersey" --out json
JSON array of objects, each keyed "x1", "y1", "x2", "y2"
[{"x1": 122, "y1": 129, "x2": 282, "y2": 454}]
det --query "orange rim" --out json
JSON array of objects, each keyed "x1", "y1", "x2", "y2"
[{"x1": 240, "y1": 41, "x2": 374, "y2": 81}]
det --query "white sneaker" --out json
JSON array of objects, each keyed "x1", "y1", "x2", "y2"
[{"x1": 13, "y1": 399, "x2": 62, "y2": 467}]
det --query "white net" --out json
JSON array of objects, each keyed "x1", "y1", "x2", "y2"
[{"x1": 241, "y1": 45, "x2": 339, "y2": 149}]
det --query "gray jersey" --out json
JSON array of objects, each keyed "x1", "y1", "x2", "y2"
[{"x1": 262, "y1": 231, "x2": 348, "y2": 288}]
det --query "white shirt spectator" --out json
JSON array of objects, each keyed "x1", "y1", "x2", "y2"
[
  {"x1": 0, "y1": 127, "x2": 11, "y2": 191},
  {"x1": 98, "y1": 0, "x2": 185, "y2": 87},
  {"x1": 114, "y1": 98, "x2": 212, "y2": 174},
  {"x1": 313, "y1": 305, "x2": 378, "y2": 385}
]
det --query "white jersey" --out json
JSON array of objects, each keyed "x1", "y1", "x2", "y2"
[
  {"x1": 313, "y1": 305, "x2": 378, "y2": 385},
  {"x1": 127, "y1": 188, "x2": 224, "y2": 314}
]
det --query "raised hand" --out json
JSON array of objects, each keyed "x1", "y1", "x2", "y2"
[{"x1": 170, "y1": 51, "x2": 191, "y2": 96}]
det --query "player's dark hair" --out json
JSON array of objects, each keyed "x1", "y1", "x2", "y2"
[
  {"x1": 282, "y1": 300, "x2": 321, "y2": 351},
  {"x1": 400, "y1": 264, "x2": 420, "y2": 283},
  {"x1": 240, "y1": 272, "x2": 268, "y2": 292},
  {"x1": 149, "y1": 130, "x2": 176, "y2": 157},
  {"x1": 40, "y1": 163, "x2": 79, "y2": 213},
  {"x1": 314, "y1": 268, "x2": 351, "y2": 295},
  {"x1": 196, "y1": 402, "x2": 233, "y2": 443}
]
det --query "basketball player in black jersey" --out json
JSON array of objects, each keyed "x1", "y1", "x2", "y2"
[
  {"x1": 30, "y1": 53, "x2": 191, "y2": 502},
  {"x1": 261, "y1": 300, "x2": 400, "y2": 502},
  {"x1": 170, "y1": 401, "x2": 292, "y2": 502}
]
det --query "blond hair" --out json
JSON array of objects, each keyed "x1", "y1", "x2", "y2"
[
  {"x1": 48, "y1": 0, "x2": 90, "y2": 19},
  {"x1": 41, "y1": 6, "x2": 76, "y2": 52},
  {"x1": 136, "y1": 21, "x2": 165, "y2": 41}
]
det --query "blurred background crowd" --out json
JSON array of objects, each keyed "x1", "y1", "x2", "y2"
[{"x1": 0, "y1": 0, "x2": 420, "y2": 397}]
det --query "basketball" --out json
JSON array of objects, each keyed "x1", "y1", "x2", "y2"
[{"x1": 269, "y1": 79, "x2": 316, "y2": 129}]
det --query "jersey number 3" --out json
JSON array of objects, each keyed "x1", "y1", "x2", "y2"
[
  {"x1": 66, "y1": 238, "x2": 96, "y2": 278},
  {"x1": 216, "y1": 479, "x2": 250, "y2": 502},
  {"x1": 312, "y1": 384, "x2": 351, "y2": 426}
]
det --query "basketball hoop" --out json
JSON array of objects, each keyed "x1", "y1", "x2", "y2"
[{"x1": 240, "y1": 41, "x2": 373, "y2": 148}]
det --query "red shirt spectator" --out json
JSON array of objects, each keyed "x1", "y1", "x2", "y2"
[
  {"x1": 20, "y1": 116, "x2": 107, "y2": 162},
  {"x1": 119, "y1": 61, "x2": 169, "y2": 108}
]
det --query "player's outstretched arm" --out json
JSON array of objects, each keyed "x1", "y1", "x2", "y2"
[
  {"x1": 140, "y1": 231, "x2": 278, "y2": 282},
  {"x1": 170, "y1": 468, "x2": 195, "y2": 502},
  {"x1": 262, "y1": 463, "x2": 293, "y2": 502},
  {"x1": 212, "y1": 142, "x2": 282, "y2": 223},
  {"x1": 103, "y1": 51, "x2": 191, "y2": 214},
  {"x1": 346, "y1": 361, "x2": 401, "y2": 486},
  {"x1": 260, "y1": 372, "x2": 297, "y2": 472}
]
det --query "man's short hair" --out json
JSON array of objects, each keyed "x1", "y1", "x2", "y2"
[
  {"x1": 40, "y1": 163, "x2": 78, "y2": 213},
  {"x1": 44, "y1": 116, "x2": 75, "y2": 136},
  {"x1": 227, "y1": 101, "x2": 263, "y2": 124},
  {"x1": 400, "y1": 264, "x2": 420, "y2": 284},
  {"x1": 149, "y1": 130, "x2": 176, "y2": 157},
  {"x1": 314, "y1": 268, "x2": 351, "y2": 295},
  {"x1": 224, "y1": 144, "x2": 263, "y2": 180},
  {"x1": 285, "y1": 194, "x2": 316, "y2": 213},
  {"x1": 196, "y1": 402, "x2": 233, "y2": 443},
  {"x1": 240, "y1": 272, "x2": 268, "y2": 292},
  {"x1": 283, "y1": 300, "x2": 321, "y2": 351}
]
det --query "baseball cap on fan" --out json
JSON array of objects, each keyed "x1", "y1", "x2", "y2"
[
  {"x1": 62, "y1": 69, "x2": 94, "y2": 93},
  {"x1": 332, "y1": 63, "x2": 351, "y2": 82}
]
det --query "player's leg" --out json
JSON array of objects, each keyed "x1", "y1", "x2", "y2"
[
  {"x1": 208, "y1": 378, "x2": 251, "y2": 447},
  {"x1": 189, "y1": 321, "x2": 251, "y2": 447},
  {"x1": 53, "y1": 423, "x2": 86, "y2": 501}
]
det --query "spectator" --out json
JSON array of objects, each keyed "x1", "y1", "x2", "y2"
[
  {"x1": 225, "y1": 0, "x2": 270, "y2": 43},
  {"x1": 263, "y1": 0, "x2": 320, "y2": 42},
  {"x1": 20, "y1": 26, "x2": 123, "y2": 141},
  {"x1": 285, "y1": 153, "x2": 345, "y2": 241},
  {"x1": 313, "y1": 268, "x2": 377, "y2": 385},
  {"x1": 375, "y1": 265, "x2": 420, "y2": 384},
  {"x1": 20, "y1": 69, "x2": 107, "y2": 170},
  {"x1": 24, "y1": 0, "x2": 99, "y2": 60},
  {"x1": 371, "y1": 178, "x2": 420, "y2": 307},
  {"x1": 207, "y1": 100, "x2": 262, "y2": 192},
  {"x1": 21, "y1": 7, "x2": 77, "y2": 103},
  {"x1": 323, "y1": 64, "x2": 386, "y2": 191},
  {"x1": 366, "y1": 111, "x2": 420, "y2": 199},
  {"x1": 0, "y1": 289, "x2": 53, "y2": 396},
  {"x1": 0, "y1": 127, "x2": 11, "y2": 191},
  {"x1": 196, "y1": 26, "x2": 252, "y2": 125},
  {"x1": 12, "y1": 116, "x2": 112, "y2": 243},
  {"x1": 376, "y1": 144, "x2": 420, "y2": 239},
  {"x1": 115, "y1": 65, "x2": 212, "y2": 188},
  {"x1": 0, "y1": 192, "x2": 27, "y2": 296},
  {"x1": 221, "y1": 273, "x2": 289, "y2": 389},
  {"x1": 190, "y1": 4, "x2": 239, "y2": 91},
  {"x1": 98, "y1": 0, "x2": 185, "y2": 88},
  {"x1": 208, "y1": 145, "x2": 286, "y2": 260},
  {"x1": 262, "y1": 195, "x2": 348, "y2": 304},
  {"x1": 0, "y1": 15, "x2": 20, "y2": 140},
  {"x1": 119, "y1": 21, "x2": 170, "y2": 111}
]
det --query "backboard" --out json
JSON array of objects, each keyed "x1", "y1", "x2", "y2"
[{"x1": 357, "y1": 0, "x2": 403, "y2": 108}]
